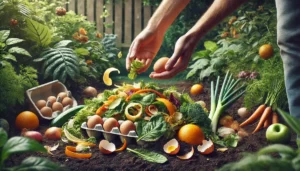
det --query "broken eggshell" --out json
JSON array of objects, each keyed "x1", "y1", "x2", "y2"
[
  {"x1": 177, "y1": 146, "x2": 194, "y2": 160},
  {"x1": 99, "y1": 140, "x2": 116, "y2": 154},
  {"x1": 163, "y1": 138, "x2": 180, "y2": 155},
  {"x1": 197, "y1": 139, "x2": 214, "y2": 155}
]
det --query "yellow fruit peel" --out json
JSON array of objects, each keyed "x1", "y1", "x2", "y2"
[{"x1": 103, "y1": 67, "x2": 120, "y2": 86}]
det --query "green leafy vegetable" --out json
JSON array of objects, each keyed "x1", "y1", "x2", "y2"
[
  {"x1": 136, "y1": 115, "x2": 168, "y2": 142},
  {"x1": 127, "y1": 148, "x2": 167, "y2": 164},
  {"x1": 180, "y1": 102, "x2": 212, "y2": 136},
  {"x1": 128, "y1": 60, "x2": 144, "y2": 80},
  {"x1": 0, "y1": 128, "x2": 8, "y2": 148}
]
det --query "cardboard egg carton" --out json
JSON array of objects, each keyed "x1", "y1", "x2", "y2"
[
  {"x1": 26, "y1": 80, "x2": 78, "y2": 120},
  {"x1": 81, "y1": 118, "x2": 139, "y2": 144}
]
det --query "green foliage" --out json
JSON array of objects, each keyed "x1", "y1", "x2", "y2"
[
  {"x1": 186, "y1": 41, "x2": 227, "y2": 81},
  {"x1": 218, "y1": 144, "x2": 298, "y2": 171},
  {"x1": 180, "y1": 102, "x2": 212, "y2": 136},
  {"x1": 0, "y1": 128, "x2": 64, "y2": 170},
  {"x1": 0, "y1": 62, "x2": 25, "y2": 113},
  {"x1": 24, "y1": 18, "x2": 52, "y2": 47},
  {"x1": 136, "y1": 114, "x2": 169, "y2": 142},
  {"x1": 34, "y1": 40, "x2": 80, "y2": 83},
  {"x1": 0, "y1": 30, "x2": 31, "y2": 68}
]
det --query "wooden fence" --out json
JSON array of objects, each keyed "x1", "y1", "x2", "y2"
[{"x1": 66, "y1": 0, "x2": 156, "y2": 47}]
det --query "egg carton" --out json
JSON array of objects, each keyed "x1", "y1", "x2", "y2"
[
  {"x1": 81, "y1": 118, "x2": 139, "y2": 145},
  {"x1": 26, "y1": 80, "x2": 78, "y2": 120}
]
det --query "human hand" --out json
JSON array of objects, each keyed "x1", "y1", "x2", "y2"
[
  {"x1": 126, "y1": 27, "x2": 164, "y2": 73},
  {"x1": 150, "y1": 33, "x2": 200, "y2": 79}
]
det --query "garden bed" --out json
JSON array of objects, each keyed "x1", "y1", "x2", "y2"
[{"x1": 5, "y1": 80, "x2": 297, "y2": 171}]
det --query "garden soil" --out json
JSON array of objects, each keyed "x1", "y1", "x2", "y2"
[{"x1": 5, "y1": 79, "x2": 297, "y2": 171}]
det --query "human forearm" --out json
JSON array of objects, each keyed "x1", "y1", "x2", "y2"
[
  {"x1": 186, "y1": 0, "x2": 248, "y2": 39},
  {"x1": 147, "y1": 0, "x2": 190, "y2": 33}
]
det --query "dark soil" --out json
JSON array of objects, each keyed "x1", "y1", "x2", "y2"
[{"x1": 4, "y1": 80, "x2": 297, "y2": 171}]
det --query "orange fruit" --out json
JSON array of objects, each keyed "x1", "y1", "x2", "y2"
[
  {"x1": 178, "y1": 124, "x2": 204, "y2": 145},
  {"x1": 190, "y1": 84, "x2": 204, "y2": 95},
  {"x1": 259, "y1": 44, "x2": 274, "y2": 60},
  {"x1": 15, "y1": 111, "x2": 39, "y2": 130}
]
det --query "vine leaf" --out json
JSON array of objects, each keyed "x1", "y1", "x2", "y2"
[{"x1": 24, "y1": 19, "x2": 52, "y2": 47}]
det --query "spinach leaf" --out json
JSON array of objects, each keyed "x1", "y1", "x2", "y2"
[
  {"x1": 8, "y1": 157, "x2": 66, "y2": 171},
  {"x1": 141, "y1": 94, "x2": 156, "y2": 105},
  {"x1": 1, "y1": 137, "x2": 46, "y2": 162},
  {"x1": 136, "y1": 115, "x2": 168, "y2": 142},
  {"x1": 127, "y1": 148, "x2": 167, "y2": 164}
]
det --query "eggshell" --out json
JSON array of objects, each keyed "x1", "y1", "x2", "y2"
[
  {"x1": 40, "y1": 106, "x2": 52, "y2": 117},
  {"x1": 99, "y1": 140, "x2": 116, "y2": 154},
  {"x1": 153, "y1": 57, "x2": 169, "y2": 73},
  {"x1": 62, "y1": 97, "x2": 73, "y2": 107},
  {"x1": 120, "y1": 120, "x2": 136, "y2": 135},
  {"x1": 52, "y1": 102, "x2": 63, "y2": 112},
  {"x1": 177, "y1": 146, "x2": 194, "y2": 160},
  {"x1": 87, "y1": 115, "x2": 104, "y2": 128},
  {"x1": 163, "y1": 139, "x2": 180, "y2": 155},
  {"x1": 103, "y1": 118, "x2": 119, "y2": 132},
  {"x1": 197, "y1": 139, "x2": 214, "y2": 155},
  {"x1": 36, "y1": 100, "x2": 46, "y2": 109}
]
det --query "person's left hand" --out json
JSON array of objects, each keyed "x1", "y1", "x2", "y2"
[{"x1": 150, "y1": 33, "x2": 200, "y2": 79}]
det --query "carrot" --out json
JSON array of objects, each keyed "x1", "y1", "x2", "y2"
[
  {"x1": 240, "y1": 104, "x2": 266, "y2": 127},
  {"x1": 272, "y1": 112, "x2": 279, "y2": 124},
  {"x1": 252, "y1": 106, "x2": 273, "y2": 133},
  {"x1": 125, "y1": 89, "x2": 166, "y2": 101},
  {"x1": 95, "y1": 104, "x2": 109, "y2": 116},
  {"x1": 263, "y1": 113, "x2": 273, "y2": 128}
]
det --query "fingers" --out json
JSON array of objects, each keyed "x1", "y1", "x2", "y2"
[
  {"x1": 137, "y1": 54, "x2": 154, "y2": 73},
  {"x1": 165, "y1": 48, "x2": 182, "y2": 71},
  {"x1": 126, "y1": 39, "x2": 141, "y2": 71},
  {"x1": 150, "y1": 57, "x2": 188, "y2": 79}
]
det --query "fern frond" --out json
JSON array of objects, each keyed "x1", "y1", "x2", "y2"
[{"x1": 36, "y1": 44, "x2": 80, "y2": 83}]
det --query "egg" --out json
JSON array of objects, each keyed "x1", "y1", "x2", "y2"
[
  {"x1": 153, "y1": 57, "x2": 169, "y2": 73},
  {"x1": 103, "y1": 118, "x2": 119, "y2": 132},
  {"x1": 99, "y1": 140, "x2": 116, "y2": 154},
  {"x1": 35, "y1": 100, "x2": 46, "y2": 109},
  {"x1": 62, "y1": 97, "x2": 73, "y2": 107},
  {"x1": 47, "y1": 96, "x2": 57, "y2": 104},
  {"x1": 52, "y1": 102, "x2": 63, "y2": 112},
  {"x1": 57, "y1": 92, "x2": 67, "y2": 100},
  {"x1": 87, "y1": 115, "x2": 104, "y2": 128},
  {"x1": 197, "y1": 139, "x2": 214, "y2": 155},
  {"x1": 40, "y1": 106, "x2": 52, "y2": 117},
  {"x1": 120, "y1": 120, "x2": 136, "y2": 135}
]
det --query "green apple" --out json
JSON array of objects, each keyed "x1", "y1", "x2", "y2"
[{"x1": 266, "y1": 123, "x2": 291, "y2": 143}]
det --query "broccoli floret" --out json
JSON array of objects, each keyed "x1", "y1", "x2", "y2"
[{"x1": 180, "y1": 102, "x2": 212, "y2": 136}]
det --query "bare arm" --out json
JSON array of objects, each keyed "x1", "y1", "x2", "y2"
[
  {"x1": 151, "y1": 0, "x2": 248, "y2": 79},
  {"x1": 126, "y1": 0, "x2": 190, "y2": 72},
  {"x1": 147, "y1": 0, "x2": 191, "y2": 33}
]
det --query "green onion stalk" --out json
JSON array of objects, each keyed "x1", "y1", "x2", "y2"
[{"x1": 209, "y1": 71, "x2": 246, "y2": 133}]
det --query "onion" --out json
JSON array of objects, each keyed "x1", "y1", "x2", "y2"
[
  {"x1": 217, "y1": 127, "x2": 235, "y2": 138},
  {"x1": 237, "y1": 107, "x2": 250, "y2": 118},
  {"x1": 22, "y1": 130, "x2": 43, "y2": 142},
  {"x1": 44, "y1": 127, "x2": 62, "y2": 140}
]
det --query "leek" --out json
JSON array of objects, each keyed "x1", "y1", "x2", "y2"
[{"x1": 209, "y1": 71, "x2": 246, "y2": 133}]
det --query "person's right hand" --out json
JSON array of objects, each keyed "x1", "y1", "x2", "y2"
[{"x1": 126, "y1": 27, "x2": 164, "y2": 73}]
